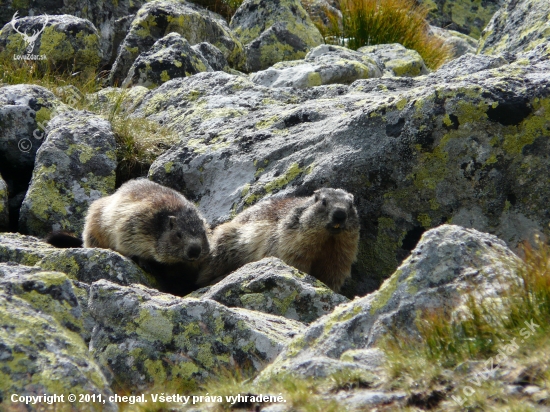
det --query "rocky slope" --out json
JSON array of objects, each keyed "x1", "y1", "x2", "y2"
[{"x1": 0, "y1": 0, "x2": 549, "y2": 409}]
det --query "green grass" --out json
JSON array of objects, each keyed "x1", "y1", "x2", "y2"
[{"x1": 314, "y1": 0, "x2": 452, "y2": 69}]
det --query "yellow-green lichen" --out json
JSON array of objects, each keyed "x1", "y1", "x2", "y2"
[
  {"x1": 369, "y1": 269, "x2": 401, "y2": 314},
  {"x1": 135, "y1": 309, "x2": 173, "y2": 344},
  {"x1": 264, "y1": 163, "x2": 303, "y2": 193},
  {"x1": 273, "y1": 290, "x2": 298, "y2": 315}
]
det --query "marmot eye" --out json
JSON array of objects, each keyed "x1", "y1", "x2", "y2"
[
  {"x1": 322, "y1": 198, "x2": 327, "y2": 206},
  {"x1": 176, "y1": 232, "x2": 182, "y2": 239}
]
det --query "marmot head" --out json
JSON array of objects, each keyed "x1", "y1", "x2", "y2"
[
  {"x1": 301, "y1": 188, "x2": 359, "y2": 235},
  {"x1": 154, "y1": 207, "x2": 210, "y2": 264}
]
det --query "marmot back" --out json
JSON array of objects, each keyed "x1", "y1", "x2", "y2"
[
  {"x1": 197, "y1": 188, "x2": 360, "y2": 292},
  {"x1": 83, "y1": 179, "x2": 210, "y2": 266}
]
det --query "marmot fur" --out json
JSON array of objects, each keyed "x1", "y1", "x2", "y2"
[
  {"x1": 82, "y1": 179, "x2": 210, "y2": 266},
  {"x1": 197, "y1": 188, "x2": 360, "y2": 292}
]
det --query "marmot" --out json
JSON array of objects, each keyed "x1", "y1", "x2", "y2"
[
  {"x1": 47, "y1": 179, "x2": 210, "y2": 278},
  {"x1": 82, "y1": 179, "x2": 210, "y2": 266},
  {"x1": 197, "y1": 188, "x2": 360, "y2": 292}
]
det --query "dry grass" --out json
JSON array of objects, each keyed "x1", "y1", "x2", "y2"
[{"x1": 317, "y1": 0, "x2": 451, "y2": 69}]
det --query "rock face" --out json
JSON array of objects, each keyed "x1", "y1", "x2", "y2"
[
  {"x1": 19, "y1": 111, "x2": 117, "y2": 238},
  {"x1": 0, "y1": 264, "x2": 116, "y2": 410},
  {"x1": 0, "y1": 85, "x2": 65, "y2": 231},
  {"x1": 0, "y1": 14, "x2": 102, "y2": 72},
  {"x1": 122, "y1": 32, "x2": 212, "y2": 88},
  {"x1": 89, "y1": 280, "x2": 304, "y2": 390},
  {"x1": 142, "y1": 54, "x2": 550, "y2": 295},
  {"x1": 251, "y1": 44, "x2": 383, "y2": 88},
  {"x1": 0, "y1": 233, "x2": 155, "y2": 287},
  {"x1": 478, "y1": 0, "x2": 550, "y2": 59},
  {"x1": 259, "y1": 225, "x2": 521, "y2": 379},
  {"x1": 109, "y1": 0, "x2": 245, "y2": 85},
  {"x1": 0, "y1": 176, "x2": 8, "y2": 231},
  {"x1": 420, "y1": 0, "x2": 501, "y2": 39},
  {"x1": 194, "y1": 257, "x2": 349, "y2": 324},
  {"x1": 230, "y1": 0, "x2": 324, "y2": 72}
]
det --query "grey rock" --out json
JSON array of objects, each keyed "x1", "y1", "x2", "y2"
[
  {"x1": 357, "y1": 43, "x2": 428, "y2": 77},
  {"x1": 88, "y1": 279, "x2": 304, "y2": 390},
  {"x1": 0, "y1": 84, "x2": 64, "y2": 172},
  {"x1": 0, "y1": 263, "x2": 115, "y2": 409},
  {"x1": 428, "y1": 53, "x2": 509, "y2": 82},
  {"x1": 0, "y1": 232, "x2": 156, "y2": 287},
  {"x1": 194, "y1": 257, "x2": 349, "y2": 324},
  {"x1": 139, "y1": 55, "x2": 550, "y2": 296},
  {"x1": 0, "y1": 14, "x2": 102, "y2": 72},
  {"x1": 478, "y1": 0, "x2": 550, "y2": 59},
  {"x1": 192, "y1": 42, "x2": 231, "y2": 72},
  {"x1": 0, "y1": 262, "x2": 94, "y2": 343},
  {"x1": 251, "y1": 44, "x2": 382, "y2": 88},
  {"x1": 258, "y1": 225, "x2": 521, "y2": 379},
  {"x1": 429, "y1": 25, "x2": 478, "y2": 59},
  {"x1": 230, "y1": 0, "x2": 324, "y2": 72},
  {"x1": 109, "y1": 0, "x2": 245, "y2": 85},
  {"x1": 0, "y1": 0, "x2": 148, "y2": 67},
  {"x1": 419, "y1": 0, "x2": 501, "y2": 39},
  {"x1": 19, "y1": 111, "x2": 116, "y2": 237},
  {"x1": 122, "y1": 32, "x2": 212, "y2": 88},
  {"x1": 0, "y1": 84, "x2": 66, "y2": 231},
  {"x1": 0, "y1": 176, "x2": 8, "y2": 231}
]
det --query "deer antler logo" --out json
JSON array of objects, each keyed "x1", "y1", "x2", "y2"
[{"x1": 10, "y1": 12, "x2": 49, "y2": 54}]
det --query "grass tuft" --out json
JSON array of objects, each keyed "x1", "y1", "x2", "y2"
[
  {"x1": 316, "y1": 0, "x2": 452, "y2": 69},
  {"x1": 384, "y1": 236, "x2": 550, "y2": 409}
]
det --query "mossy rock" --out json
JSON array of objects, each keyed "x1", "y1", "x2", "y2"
[
  {"x1": 0, "y1": 264, "x2": 115, "y2": 409},
  {"x1": 0, "y1": 14, "x2": 102, "y2": 72},
  {"x1": 122, "y1": 32, "x2": 212, "y2": 88},
  {"x1": 478, "y1": 0, "x2": 550, "y2": 60},
  {"x1": 419, "y1": 0, "x2": 501, "y2": 39},
  {"x1": 259, "y1": 225, "x2": 521, "y2": 380},
  {"x1": 88, "y1": 279, "x2": 304, "y2": 391},
  {"x1": 109, "y1": 0, "x2": 246, "y2": 85},
  {"x1": 194, "y1": 257, "x2": 349, "y2": 324},
  {"x1": 18, "y1": 111, "x2": 116, "y2": 237},
  {"x1": 251, "y1": 44, "x2": 383, "y2": 88},
  {"x1": 358, "y1": 43, "x2": 428, "y2": 77},
  {"x1": 230, "y1": 0, "x2": 324, "y2": 72},
  {"x1": 0, "y1": 233, "x2": 156, "y2": 287}
]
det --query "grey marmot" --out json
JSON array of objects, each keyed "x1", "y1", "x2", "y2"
[
  {"x1": 82, "y1": 179, "x2": 210, "y2": 266},
  {"x1": 197, "y1": 188, "x2": 360, "y2": 292}
]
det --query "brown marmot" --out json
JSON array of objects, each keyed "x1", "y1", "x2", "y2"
[
  {"x1": 197, "y1": 188, "x2": 360, "y2": 292},
  {"x1": 82, "y1": 179, "x2": 210, "y2": 266}
]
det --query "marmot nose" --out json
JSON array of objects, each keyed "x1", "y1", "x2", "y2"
[
  {"x1": 332, "y1": 209, "x2": 347, "y2": 224},
  {"x1": 187, "y1": 244, "x2": 202, "y2": 259}
]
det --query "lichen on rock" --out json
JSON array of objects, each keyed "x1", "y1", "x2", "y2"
[
  {"x1": 19, "y1": 110, "x2": 117, "y2": 237},
  {"x1": 230, "y1": 0, "x2": 324, "y2": 72},
  {"x1": 88, "y1": 279, "x2": 304, "y2": 390},
  {"x1": 0, "y1": 233, "x2": 156, "y2": 287},
  {"x1": 193, "y1": 257, "x2": 349, "y2": 324}
]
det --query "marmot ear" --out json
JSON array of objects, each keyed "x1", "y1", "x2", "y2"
[
  {"x1": 169, "y1": 215, "x2": 176, "y2": 229},
  {"x1": 314, "y1": 190, "x2": 320, "y2": 201}
]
